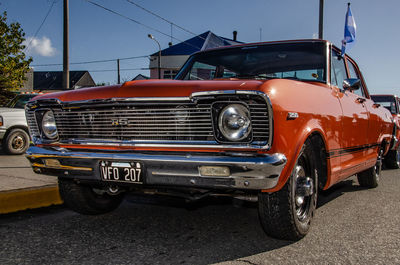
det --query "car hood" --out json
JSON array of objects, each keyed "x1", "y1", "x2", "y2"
[{"x1": 30, "y1": 79, "x2": 266, "y2": 102}]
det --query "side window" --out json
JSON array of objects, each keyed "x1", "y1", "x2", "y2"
[
  {"x1": 331, "y1": 50, "x2": 347, "y2": 89},
  {"x1": 347, "y1": 60, "x2": 365, "y2": 97}
]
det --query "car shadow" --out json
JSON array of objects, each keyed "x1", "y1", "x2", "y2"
[
  {"x1": 0, "y1": 172, "x2": 390, "y2": 264},
  {"x1": 1, "y1": 199, "x2": 292, "y2": 265},
  {"x1": 317, "y1": 178, "x2": 366, "y2": 208}
]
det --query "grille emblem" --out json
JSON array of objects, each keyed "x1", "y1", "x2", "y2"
[
  {"x1": 81, "y1": 113, "x2": 94, "y2": 124},
  {"x1": 111, "y1": 118, "x2": 128, "y2": 126}
]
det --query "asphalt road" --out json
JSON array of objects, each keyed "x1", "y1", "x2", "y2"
[{"x1": 0, "y1": 154, "x2": 399, "y2": 265}]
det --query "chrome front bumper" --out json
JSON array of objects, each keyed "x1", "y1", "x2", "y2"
[{"x1": 26, "y1": 146, "x2": 287, "y2": 190}]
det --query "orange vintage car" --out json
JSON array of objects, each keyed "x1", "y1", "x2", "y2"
[
  {"x1": 25, "y1": 40, "x2": 394, "y2": 240},
  {"x1": 371, "y1": 94, "x2": 400, "y2": 168}
]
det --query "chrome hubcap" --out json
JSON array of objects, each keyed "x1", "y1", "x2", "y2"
[
  {"x1": 294, "y1": 165, "x2": 314, "y2": 221},
  {"x1": 375, "y1": 149, "x2": 383, "y2": 179},
  {"x1": 12, "y1": 135, "x2": 25, "y2": 150}
]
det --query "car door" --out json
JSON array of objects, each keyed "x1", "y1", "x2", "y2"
[{"x1": 331, "y1": 49, "x2": 369, "y2": 179}]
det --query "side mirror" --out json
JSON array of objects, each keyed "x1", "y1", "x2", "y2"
[{"x1": 343, "y1": 78, "x2": 361, "y2": 91}]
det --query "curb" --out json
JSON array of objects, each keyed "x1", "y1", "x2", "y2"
[{"x1": 0, "y1": 185, "x2": 63, "y2": 214}]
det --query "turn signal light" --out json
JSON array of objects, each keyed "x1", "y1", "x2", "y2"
[
  {"x1": 44, "y1": 159, "x2": 61, "y2": 168},
  {"x1": 199, "y1": 166, "x2": 230, "y2": 177}
]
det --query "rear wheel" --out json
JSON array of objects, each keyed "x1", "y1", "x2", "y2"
[
  {"x1": 384, "y1": 147, "x2": 400, "y2": 169},
  {"x1": 3, "y1": 128, "x2": 30, "y2": 155},
  {"x1": 58, "y1": 178, "x2": 124, "y2": 215},
  {"x1": 357, "y1": 148, "x2": 383, "y2": 188},
  {"x1": 258, "y1": 139, "x2": 318, "y2": 241}
]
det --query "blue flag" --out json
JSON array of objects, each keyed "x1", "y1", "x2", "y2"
[{"x1": 341, "y1": 4, "x2": 356, "y2": 56}]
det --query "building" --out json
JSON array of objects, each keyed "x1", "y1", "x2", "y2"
[
  {"x1": 132, "y1": 74, "x2": 150, "y2": 81},
  {"x1": 20, "y1": 68, "x2": 34, "y2": 92},
  {"x1": 22, "y1": 71, "x2": 96, "y2": 91},
  {"x1": 148, "y1": 31, "x2": 242, "y2": 79},
  {"x1": 33, "y1": 71, "x2": 96, "y2": 91}
]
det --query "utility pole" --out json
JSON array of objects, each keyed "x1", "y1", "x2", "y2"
[
  {"x1": 319, "y1": 0, "x2": 324, "y2": 39},
  {"x1": 117, "y1": 59, "x2": 120, "y2": 84},
  {"x1": 63, "y1": 0, "x2": 69, "y2": 89}
]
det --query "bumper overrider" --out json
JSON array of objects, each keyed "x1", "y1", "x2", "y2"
[{"x1": 26, "y1": 146, "x2": 287, "y2": 190}]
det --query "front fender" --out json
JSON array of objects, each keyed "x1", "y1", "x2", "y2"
[{"x1": 263, "y1": 115, "x2": 328, "y2": 193}]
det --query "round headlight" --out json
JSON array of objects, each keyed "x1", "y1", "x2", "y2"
[
  {"x1": 218, "y1": 104, "x2": 251, "y2": 141},
  {"x1": 42, "y1": 110, "x2": 58, "y2": 139}
]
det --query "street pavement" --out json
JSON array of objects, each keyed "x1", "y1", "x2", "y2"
[
  {"x1": 0, "y1": 151, "x2": 399, "y2": 264},
  {"x1": 0, "y1": 149, "x2": 61, "y2": 213}
]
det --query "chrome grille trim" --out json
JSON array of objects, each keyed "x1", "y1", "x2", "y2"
[
  {"x1": 25, "y1": 90, "x2": 273, "y2": 149},
  {"x1": 25, "y1": 110, "x2": 40, "y2": 138}
]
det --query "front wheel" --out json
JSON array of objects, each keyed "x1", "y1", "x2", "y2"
[
  {"x1": 258, "y1": 139, "x2": 318, "y2": 241},
  {"x1": 58, "y1": 178, "x2": 124, "y2": 215}
]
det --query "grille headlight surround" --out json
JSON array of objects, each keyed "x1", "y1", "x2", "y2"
[
  {"x1": 42, "y1": 110, "x2": 58, "y2": 139},
  {"x1": 218, "y1": 104, "x2": 252, "y2": 142}
]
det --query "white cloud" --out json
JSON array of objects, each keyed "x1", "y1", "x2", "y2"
[
  {"x1": 24, "y1": 36, "x2": 56, "y2": 57},
  {"x1": 312, "y1": 33, "x2": 318, "y2": 39}
]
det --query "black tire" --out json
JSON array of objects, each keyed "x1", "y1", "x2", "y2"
[
  {"x1": 58, "y1": 178, "x2": 124, "y2": 215},
  {"x1": 258, "y1": 139, "x2": 318, "y2": 241},
  {"x1": 2, "y1": 128, "x2": 30, "y2": 155},
  {"x1": 357, "y1": 148, "x2": 382, "y2": 188},
  {"x1": 384, "y1": 147, "x2": 400, "y2": 169}
]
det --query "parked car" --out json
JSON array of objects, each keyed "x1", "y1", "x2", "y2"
[
  {"x1": 0, "y1": 93, "x2": 39, "y2": 154},
  {"x1": 371, "y1": 94, "x2": 400, "y2": 168},
  {"x1": 25, "y1": 40, "x2": 394, "y2": 240}
]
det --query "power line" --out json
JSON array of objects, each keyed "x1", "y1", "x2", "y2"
[
  {"x1": 31, "y1": 55, "x2": 149, "y2": 67},
  {"x1": 125, "y1": 0, "x2": 205, "y2": 41},
  {"x1": 24, "y1": 0, "x2": 56, "y2": 53},
  {"x1": 85, "y1": 0, "x2": 201, "y2": 50}
]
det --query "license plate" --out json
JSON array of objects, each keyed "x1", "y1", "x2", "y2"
[{"x1": 100, "y1": 161, "x2": 143, "y2": 183}]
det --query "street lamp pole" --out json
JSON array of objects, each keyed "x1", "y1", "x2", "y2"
[{"x1": 148, "y1": 34, "x2": 161, "y2": 79}]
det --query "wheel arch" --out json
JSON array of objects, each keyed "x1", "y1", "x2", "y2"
[
  {"x1": 266, "y1": 121, "x2": 330, "y2": 193},
  {"x1": 4, "y1": 125, "x2": 30, "y2": 140}
]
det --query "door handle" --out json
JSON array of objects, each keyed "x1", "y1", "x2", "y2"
[{"x1": 356, "y1": 97, "x2": 366, "y2": 104}]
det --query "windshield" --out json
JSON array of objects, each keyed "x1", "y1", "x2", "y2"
[
  {"x1": 176, "y1": 42, "x2": 326, "y2": 82},
  {"x1": 371, "y1": 95, "x2": 398, "y2": 114},
  {"x1": 6, "y1": 94, "x2": 37, "y2": 109}
]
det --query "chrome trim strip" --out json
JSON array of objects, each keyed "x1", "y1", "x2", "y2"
[
  {"x1": 32, "y1": 162, "x2": 93, "y2": 171},
  {"x1": 110, "y1": 97, "x2": 192, "y2": 102},
  {"x1": 191, "y1": 90, "x2": 238, "y2": 97},
  {"x1": 38, "y1": 141, "x2": 268, "y2": 150},
  {"x1": 326, "y1": 42, "x2": 331, "y2": 86}
]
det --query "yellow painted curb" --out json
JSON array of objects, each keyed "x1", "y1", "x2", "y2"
[{"x1": 0, "y1": 186, "x2": 63, "y2": 214}]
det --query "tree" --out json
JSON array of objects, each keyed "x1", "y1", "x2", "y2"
[{"x1": 0, "y1": 11, "x2": 32, "y2": 91}]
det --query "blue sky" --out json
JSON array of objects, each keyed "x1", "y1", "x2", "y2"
[{"x1": 2, "y1": 0, "x2": 399, "y2": 95}]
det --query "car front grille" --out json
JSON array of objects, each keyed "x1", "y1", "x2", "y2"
[
  {"x1": 54, "y1": 104, "x2": 215, "y2": 141},
  {"x1": 26, "y1": 93, "x2": 271, "y2": 148}
]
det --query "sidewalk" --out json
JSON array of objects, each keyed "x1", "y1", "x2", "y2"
[{"x1": 0, "y1": 150, "x2": 63, "y2": 214}]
